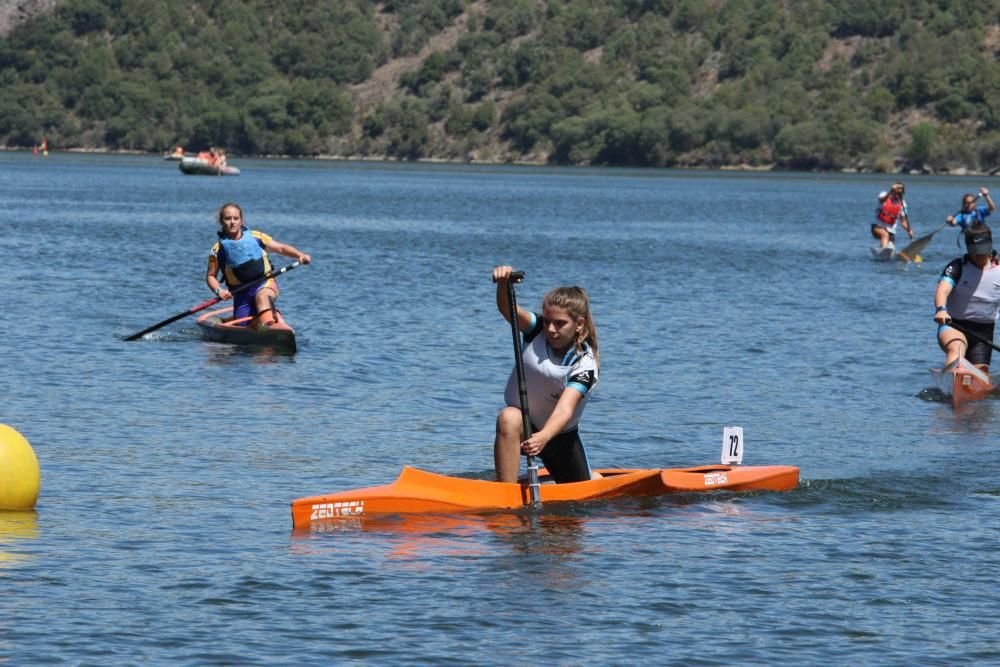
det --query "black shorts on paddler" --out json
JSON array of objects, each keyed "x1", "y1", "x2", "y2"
[
  {"x1": 534, "y1": 426, "x2": 592, "y2": 483},
  {"x1": 950, "y1": 319, "x2": 996, "y2": 366},
  {"x1": 870, "y1": 224, "x2": 895, "y2": 243}
]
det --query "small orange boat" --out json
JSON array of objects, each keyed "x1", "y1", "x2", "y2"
[
  {"x1": 291, "y1": 463, "x2": 799, "y2": 529},
  {"x1": 196, "y1": 306, "x2": 296, "y2": 352},
  {"x1": 932, "y1": 357, "x2": 994, "y2": 408},
  {"x1": 934, "y1": 357, "x2": 994, "y2": 408}
]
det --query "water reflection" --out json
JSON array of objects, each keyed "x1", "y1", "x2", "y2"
[
  {"x1": 200, "y1": 343, "x2": 298, "y2": 365},
  {"x1": 946, "y1": 400, "x2": 996, "y2": 431},
  {"x1": 925, "y1": 399, "x2": 996, "y2": 433},
  {"x1": 288, "y1": 494, "x2": 778, "y2": 563},
  {"x1": 290, "y1": 508, "x2": 589, "y2": 559},
  {"x1": 0, "y1": 511, "x2": 38, "y2": 568},
  {"x1": 487, "y1": 511, "x2": 586, "y2": 558}
]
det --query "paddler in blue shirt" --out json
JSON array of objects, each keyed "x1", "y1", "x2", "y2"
[
  {"x1": 934, "y1": 222, "x2": 1000, "y2": 371},
  {"x1": 206, "y1": 202, "x2": 311, "y2": 328},
  {"x1": 492, "y1": 265, "x2": 600, "y2": 484},
  {"x1": 946, "y1": 187, "x2": 995, "y2": 231}
]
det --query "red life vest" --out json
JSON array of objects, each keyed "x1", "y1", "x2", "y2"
[{"x1": 877, "y1": 197, "x2": 903, "y2": 224}]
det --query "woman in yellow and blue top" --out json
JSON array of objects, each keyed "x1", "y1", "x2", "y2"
[{"x1": 205, "y1": 202, "x2": 311, "y2": 327}]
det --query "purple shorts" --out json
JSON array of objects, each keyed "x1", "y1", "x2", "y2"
[{"x1": 231, "y1": 279, "x2": 277, "y2": 320}]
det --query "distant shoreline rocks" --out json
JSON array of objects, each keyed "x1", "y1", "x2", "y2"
[{"x1": 0, "y1": 146, "x2": 996, "y2": 176}]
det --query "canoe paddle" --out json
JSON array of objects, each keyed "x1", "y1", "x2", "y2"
[
  {"x1": 943, "y1": 319, "x2": 1000, "y2": 354},
  {"x1": 897, "y1": 223, "x2": 948, "y2": 263},
  {"x1": 499, "y1": 270, "x2": 542, "y2": 507},
  {"x1": 124, "y1": 261, "x2": 301, "y2": 341}
]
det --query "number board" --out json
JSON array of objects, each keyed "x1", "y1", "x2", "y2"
[{"x1": 721, "y1": 426, "x2": 743, "y2": 465}]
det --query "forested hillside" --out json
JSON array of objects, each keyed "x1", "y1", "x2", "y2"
[{"x1": 1, "y1": 0, "x2": 999, "y2": 171}]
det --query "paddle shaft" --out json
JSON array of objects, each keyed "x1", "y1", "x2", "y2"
[
  {"x1": 503, "y1": 270, "x2": 541, "y2": 506},
  {"x1": 944, "y1": 319, "x2": 1000, "y2": 354},
  {"x1": 124, "y1": 261, "x2": 301, "y2": 341},
  {"x1": 911, "y1": 222, "x2": 948, "y2": 245}
]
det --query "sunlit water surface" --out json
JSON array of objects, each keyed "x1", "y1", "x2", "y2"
[{"x1": 2, "y1": 153, "x2": 997, "y2": 664}]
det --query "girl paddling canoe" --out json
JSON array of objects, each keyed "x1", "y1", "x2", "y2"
[
  {"x1": 934, "y1": 223, "x2": 1000, "y2": 372},
  {"x1": 492, "y1": 265, "x2": 599, "y2": 483},
  {"x1": 871, "y1": 181, "x2": 913, "y2": 255},
  {"x1": 946, "y1": 187, "x2": 995, "y2": 231},
  {"x1": 206, "y1": 202, "x2": 311, "y2": 328}
]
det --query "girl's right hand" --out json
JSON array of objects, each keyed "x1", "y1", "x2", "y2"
[
  {"x1": 934, "y1": 310, "x2": 950, "y2": 324},
  {"x1": 217, "y1": 288, "x2": 232, "y2": 300},
  {"x1": 492, "y1": 265, "x2": 514, "y2": 283}
]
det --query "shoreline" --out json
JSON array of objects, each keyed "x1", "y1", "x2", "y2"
[{"x1": 3, "y1": 146, "x2": 998, "y2": 176}]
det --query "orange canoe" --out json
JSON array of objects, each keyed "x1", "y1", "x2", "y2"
[
  {"x1": 933, "y1": 358, "x2": 994, "y2": 408},
  {"x1": 196, "y1": 306, "x2": 296, "y2": 352},
  {"x1": 291, "y1": 464, "x2": 799, "y2": 528},
  {"x1": 952, "y1": 364, "x2": 994, "y2": 407}
]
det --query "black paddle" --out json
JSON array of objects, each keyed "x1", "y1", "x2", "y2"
[
  {"x1": 943, "y1": 319, "x2": 1000, "y2": 354},
  {"x1": 124, "y1": 261, "x2": 301, "y2": 341},
  {"x1": 499, "y1": 270, "x2": 542, "y2": 507}
]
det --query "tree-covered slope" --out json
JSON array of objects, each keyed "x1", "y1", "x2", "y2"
[{"x1": 1, "y1": 0, "x2": 999, "y2": 171}]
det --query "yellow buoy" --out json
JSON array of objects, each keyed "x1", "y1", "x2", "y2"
[{"x1": 0, "y1": 424, "x2": 40, "y2": 510}]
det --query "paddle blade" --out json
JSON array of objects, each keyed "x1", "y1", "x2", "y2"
[
  {"x1": 898, "y1": 223, "x2": 948, "y2": 262},
  {"x1": 898, "y1": 236, "x2": 932, "y2": 261}
]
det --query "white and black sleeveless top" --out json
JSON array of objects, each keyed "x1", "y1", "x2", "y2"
[
  {"x1": 940, "y1": 253, "x2": 1000, "y2": 322},
  {"x1": 503, "y1": 313, "x2": 598, "y2": 433}
]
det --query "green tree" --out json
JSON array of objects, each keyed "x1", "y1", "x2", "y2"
[
  {"x1": 906, "y1": 122, "x2": 936, "y2": 165},
  {"x1": 59, "y1": 0, "x2": 110, "y2": 35},
  {"x1": 774, "y1": 121, "x2": 832, "y2": 169},
  {"x1": 382, "y1": 98, "x2": 432, "y2": 159}
]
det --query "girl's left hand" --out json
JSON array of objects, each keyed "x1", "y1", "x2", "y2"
[
  {"x1": 520, "y1": 433, "x2": 550, "y2": 457},
  {"x1": 299, "y1": 254, "x2": 312, "y2": 264}
]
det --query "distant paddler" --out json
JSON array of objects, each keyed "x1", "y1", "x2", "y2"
[
  {"x1": 207, "y1": 202, "x2": 312, "y2": 329},
  {"x1": 933, "y1": 223, "x2": 1000, "y2": 372},
  {"x1": 946, "y1": 187, "x2": 995, "y2": 232},
  {"x1": 871, "y1": 182, "x2": 913, "y2": 255},
  {"x1": 31, "y1": 138, "x2": 48, "y2": 157}
]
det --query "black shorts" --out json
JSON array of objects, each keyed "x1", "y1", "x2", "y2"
[
  {"x1": 871, "y1": 224, "x2": 895, "y2": 243},
  {"x1": 533, "y1": 427, "x2": 592, "y2": 483},
  {"x1": 949, "y1": 319, "x2": 996, "y2": 366}
]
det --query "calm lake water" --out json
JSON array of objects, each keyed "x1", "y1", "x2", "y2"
[{"x1": 2, "y1": 152, "x2": 998, "y2": 664}]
